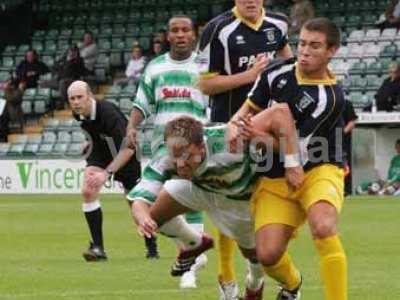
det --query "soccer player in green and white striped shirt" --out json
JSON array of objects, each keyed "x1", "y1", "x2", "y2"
[
  {"x1": 132, "y1": 116, "x2": 265, "y2": 299},
  {"x1": 125, "y1": 16, "x2": 210, "y2": 287}
]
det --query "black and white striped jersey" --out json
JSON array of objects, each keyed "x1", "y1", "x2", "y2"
[
  {"x1": 198, "y1": 7, "x2": 289, "y2": 122},
  {"x1": 247, "y1": 58, "x2": 346, "y2": 178}
]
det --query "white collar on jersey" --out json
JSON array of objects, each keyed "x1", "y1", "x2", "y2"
[
  {"x1": 0, "y1": 98, "x2": 5, "y2": 116},
  {"x1": 80, "y1": 98, "x2": 96, "y2": 121},
  {"x1": 166, "y1": 52, "x2": 196, "y2": 64}
]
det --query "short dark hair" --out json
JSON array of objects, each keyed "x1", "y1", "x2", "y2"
[
  {"x1": 303, "y1": 17, "x2": 341, "y2": 48},
  {"x1": 164, "y1": 116, "x2": 204, "y2": 146},
  {"x1": 168, "y1": 15, "x2": 194, "y2": 31}
]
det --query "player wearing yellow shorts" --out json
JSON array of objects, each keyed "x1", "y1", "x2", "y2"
[{"x1": 230, "y1": 17, "x2": 347, "y2": 300}]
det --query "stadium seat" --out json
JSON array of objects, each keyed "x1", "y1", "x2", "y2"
[
  {"x1": 120, "y1": 84, "x2": 136, "y2": 97},
  {"x1": 53, "y1": 143, "x2": 69, "y2": 155},
  {"x1": 57, "y1": 131, "x2": 71, "y2": 144},
  {"x1": 347, "y1": 30, "x2": 365, "y2": 44},
  {"x1": 349, "y1": 61, "x2": 367, "y2": 75},
  {"x1": 71, "y1": 131, "x2": 86, "y2": 143},
  {"x1": 349, "y1": 75, "x2": 367, "y2": 91},
  {"x1": 66, "y1": 142, "x2": 84, "y2": 157},
  {"x1": 23, "y1": 143, "x2": 40, "y2": 156},
  {"x1": 334, "y1": 46, "x2": 348, "y2": 59},
  {"x1": 0, "y1": 56, "x2": 15, "y2": 71},
  {"x1": 363, "y1": 43, "x2": 381, "y2": 58},
  {"x1": 21, "y1": 101, "x2": 32, "y2": 115},
  {"x1": 119, "y1": 97, "x2": 133, "y2": 114},
  {"x1": 22, "y1": 88, "x2": 37, "y2": 102},
  {"x1": 27, "y1": 134, "x2": 42, "y2": 144},
  {"x1": 107, "y1": 85, "x2": 122, "y2": 97},
  {"x1": 381, "y1": 44, "x2": 398, "y2": 58},
  {"x1": 8, "y1": 143, "x2": 25, "y2": 156},
  {"x1": 34, "y1": 100, "x2": 47, "y2": 115},
  {"x1": 37, "y1": 143, "x2": 54, "y2": 156},
  {"x1": 363, "y1": 29, "x2": 381, "y2": 43},
  {"x1": 16, "y1": 44, "x2": 29, "y2": 55},
  {"x1": 366, "y1": 61, "x2": 384, "y2": 75},
  {"x1": 379, "y1": 28, "x2": 398, "y2": 42},
  {"x1": 348, "y1": 44, "x2": 365, "y2": 58},
  {"x1": 366, "y1": 75, "x2": 384, "y2": 91},
  {"x1": 42, "y1": 131, "x2": 57, "y2": 144},
  {"x1": 0, "y1": 142, "x2": 10, "y2": 156}
]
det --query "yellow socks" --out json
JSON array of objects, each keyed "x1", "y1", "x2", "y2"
[
  {"x1": 217, "y1": 231, "x2": 236, "y2": 283},
  {"x1": 315, "y1": 235, "x2": 347, "y2": 300},
  {"x1": 263, "y1": 251, "x2": 301, "y2": 291}
]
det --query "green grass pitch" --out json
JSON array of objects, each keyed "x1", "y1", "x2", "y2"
[{"x1": 0, "y1": 195, "x2": 399, "y2": 300}]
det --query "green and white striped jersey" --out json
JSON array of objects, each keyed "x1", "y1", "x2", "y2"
[
  {"x1": 127, "y1": 125, "x2": 257, "y2": 203},
  {"x1": 133, "y1": 52, "x2": 208, "y2": 152}
]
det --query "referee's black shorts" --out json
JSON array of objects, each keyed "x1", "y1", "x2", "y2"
[{"x1": 87, "y1": 156, "x2": 140, "y2": 191}]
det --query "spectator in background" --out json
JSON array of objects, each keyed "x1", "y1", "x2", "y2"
[
  {"x1": 15, "y1": 49, "x2": 49, "y2": 89},
  {"x1": 357, "y1": 139, "x2": 400, "y2": 196},
  {"x1": 375, "y1": 61, "x2": 400, "y2": 111},
  {"x1": 377, "y1": 0, "x2": 400, "y2": 29},
  {"x1": 79, "y1": 31, "x2": 98, "y2": 75},
  {"x1": 148, "y1": 41, "x2": 163, "y2": 61},
  {"x1": 153, "y1": 29, "x2": 169, "y2": 52},
  {"x1": 48, "y1": 45, "x2": 87, "y2": 105},
  {"x1": 115, "y1": 45, "x2": 146, "y2": 86},
  {"x1": 289, "y1": 0, "x2": 315, "y2": 35},
  {"x1": 4, "y1": 77, "x2": 24, "y2": 131},
  {"x1": 342, "y1": 100, "x2": 358, "y2": 195}
]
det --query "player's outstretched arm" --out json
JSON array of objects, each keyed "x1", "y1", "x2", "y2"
[
  {"x1": 132, "y1": 201, "x2": 158, "y2": 238},
  {"x1": 126, "y1": 107, "x2": 145, "y2": 149},
  {"x1": 199, "y1": 54, "x2": 269, "y2": 96}
]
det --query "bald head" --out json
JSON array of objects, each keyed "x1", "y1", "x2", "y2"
[{"x1": 68, "y1": 81, "x2": 93, "y2": 117}]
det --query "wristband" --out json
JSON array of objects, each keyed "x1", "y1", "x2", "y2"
[{"x1": 284, "y1": 154, "x2": 301, "y2": 168}]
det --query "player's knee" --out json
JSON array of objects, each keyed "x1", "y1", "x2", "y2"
[
  {"x1": 311, "y1": 219, "x2": 336, "y2": 239},
  {"x1": 82, "y1": 187, "x2": 95, "y2": 202},
  {"x1": 256, "y1": 244, "x2": 284, "y2": 266}
]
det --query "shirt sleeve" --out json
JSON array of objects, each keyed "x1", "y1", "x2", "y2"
[
  {"x1": 246, "y1": 71, "x2": 272, "y2": 111},
  {"x1": 132, "y1": 65, "x2": 154, "y2": 119},
  {"x1": 274, "y1": 15, "x2": 289, "y2": 50},
  {"x1": 198, "y1": 20, "x2": 225, "y2": 77}
]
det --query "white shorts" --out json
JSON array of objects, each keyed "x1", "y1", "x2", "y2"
[{"x1": 164, "y1": 179, "x2": 255, "y2": 249}]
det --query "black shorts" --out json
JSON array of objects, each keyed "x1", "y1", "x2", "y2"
[{"x1": 87, "y1": 157, "x2": 141, "y2": 191}]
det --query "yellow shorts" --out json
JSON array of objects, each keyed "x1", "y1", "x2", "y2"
[{"x1": 251, "y1": 164, "x2": 344, "y2": 232}]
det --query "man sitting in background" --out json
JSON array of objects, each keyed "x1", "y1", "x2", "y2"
[
  {"x1": 357, "y1": 139, "x2": 400, "y2": 196},
  {"x1": 375, "y1": 62, "x2": 400, "y2": 112}
]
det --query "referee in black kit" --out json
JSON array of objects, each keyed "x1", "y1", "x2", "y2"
[{"x1": 67, "y1": 80, "x2": 158, "y2": 261}]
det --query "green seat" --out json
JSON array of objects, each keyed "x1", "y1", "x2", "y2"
[
  {"x1": 381, "y1": 45, "x2": 397, "y2": 58},
  {"x1": 53, "y1": 143, "x2": 69, "y2": 155},
  {"x1": 119, "y1": 97, "x2": 133, "y2": 114},
  {"x1": 349, "y1": 62, "x2": 367, "y2": 75},
  {"x1": 1, "y1": 57, "x2": 15, "y2": 71},
  {"x1": 8, "y1": 143, "x2": 25, "y2": 156},
  {"x1": 366, "y1": 61, "x2": 383, "y2": 75},
  {"x1": 37, "y1": 143, "x2": 54, "y2": 156},
  {"x1": 0, "y1": 71, "x2": 10, "y2": 82},
  {"x1": 34, "y1": 100, "x2": 47, "y2": 114},
  {"x1": 42, "y1": 131, "x2": 57, "y2": 143},
  {"x1": 98, "y1": 39, "x2": 111, "y2": 51},
  {"x1": 107, "y1": 85, "x2": 122, "y2": 97},
  {"x1": 57, "y1": 132, "x2": 71, "y2": 143},
  {"x1": 27, "y1": 134, "x2": 42, "y2": 144},
  {"x1": 42, "y1": 55, "x2": 55, "y2": 68},
  {"x1": 23, "y1": 88, "x2": 37, "y2": 102},
  {"x1": 138, "y1": 36, "x2": 150, "y2": 51},
  {"x1": 349, "y1": 75, "x2": 367, "y2": 91},
  {"x1": 23, "y1": 143, "x2": 39, "y2": 156},
  {"x1": 66, "y1": 143, "x2": 84, "y2": 156},
  {"x1": 21, "y1": 101, "x2": 32, "y2": 114},
  {"x1": 121, "y1": 84, "x2": 136, "y2": 97},
  {"x1": 140, "y1": 24, "x2": 154, "y2": 37},
  {"x1": 71, "y1": 131, "x2": 86, "y2": 143},
  {"x1": 32, "y1": 41, "x2": 43, "y2": 52},
  {"x1": 17, "y1": 44, "x2": 30, "y2": 55},
  {"x1": 0, "y1": 143, "x2": 10, "y2": 156},
  {"x1": 44, "y1": 119, "x2": 60, "y2": 131},
  {"x1": 3, "y1": 45, "x2": 17, "y2": 55},
  {"x1": 366, "y1": 75, "x2": 384, "y2": 91}
]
